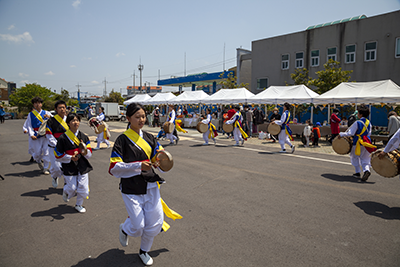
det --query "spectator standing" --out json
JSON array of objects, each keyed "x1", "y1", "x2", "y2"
[
  {"x1": 329, "y1": 108, "x2": 341, "y2": 143},
  {"x1": 312, "y1": 122, "x2": 321, "y2": 147},
  {"x1": 387, "y1": 111, "x2": 400, "y2": 139},
  {"x1": 153, "y1": 107, "x2": 160, "y2": 127},
  {"x1": 0, "y1": 105, "x2": 5, "y2": 124},
  {"x1": 303, "y1": 120, "x2": 312, "y2": 147},
  {"x1": 244, "y1": 106, "x2": 253, "y2": 137}
]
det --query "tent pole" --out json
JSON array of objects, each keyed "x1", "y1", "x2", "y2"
[
  {"x1": 311, "y1": 106, "x2": 314, "y2": 123},
  {"x1": 369, "y1": 104, "x2": 372, "y2": 121},
  {"x1": 328, "y1": 104, "x2": 330, "y2": 126}
]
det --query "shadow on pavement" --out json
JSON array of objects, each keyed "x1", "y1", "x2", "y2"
[
  {"x1": 354, "y1": 201, "x2": 400, "y2": 220},
  {"x1": 11, "y1": 160, "x2": 36, "y2": 166},
  {"x1": 5, "y1": 170, "x2": 42, "y2": 178},
  {"x1": 31, "y1": 204, "x2": 78, "y2": 221},
  {"x1": 21, "y1": 187, "x2": 62, "y2": 201},
  {"x1": 321, "y1": 173, "x2": 376, "y2": 184},
  {"x1": 71, "y1": 248, "x2": 169, "y2": 267}
]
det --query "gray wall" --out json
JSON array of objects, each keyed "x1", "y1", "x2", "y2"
[{"x1": 251, "y1": 10, "x2": 400, "y2": 93}]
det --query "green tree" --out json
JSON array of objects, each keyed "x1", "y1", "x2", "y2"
[
  {"x1": 9, "y1": 83, "x2": 55, "y2": 112},
  {"x1": 52, "y1": 89, "x2": 70, "y2": 102},
  {"x1": 219, "y1": 72, "x2": 249, "y2": 90},
  {"x1": 104, "y1": 90, "x2": 124, "y2": 104},
  {"x1": 308, "y1": 59, "x2": 353, "y2": 94},
  {"x1": 287, "y1": 68, "x2": 311, "y2": 86}
]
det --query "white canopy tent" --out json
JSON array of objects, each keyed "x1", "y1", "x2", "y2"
[
  {"x1": 123, "y1": 94, "x2": 152, "y2": 105},
  {"x1": 143, "y1": 92, "x2": 177, "y2": 105},
  {"x1": 249, "y1": 85, "x2": 319, "y2": 104},
  {"x1": 169, "y1": 90, "x2": 210, "y2": 104},
  {"x1": 202, "y1": 88, "x2": 255, "y2": 104},
  {"x1": 313, "y1": 80, "x2": 400, "y2": 104}
]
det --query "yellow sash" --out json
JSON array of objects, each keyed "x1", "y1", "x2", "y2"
[
  {"x1": 54, "y1": 115, "x2": 69, "y2": 131},
  {"x1": 234, "y1": 120, "x2": 249, "y2": 139},
  {"x1": 65, "y1": 129, "x2": 81, "y2": 146},
  {"x1": 355, "y1": 119, "x2": 377, "y2": 156},
  {"x1": 208, "y1": 123, "x2": 217, "y2": 139},
  {"x1": 32, "y1": 110, "x2": 44, "y2": 123},
  {"x1": 124, "y1": 128, "x2": 182, "y2": 231},
  {"x1": 175, "y1": 119, "x2": 188, "y2": 133}
]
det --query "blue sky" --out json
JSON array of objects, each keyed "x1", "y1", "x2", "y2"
[{"x1": 0, "y1": 0, "x2": 399, "y2": 96}]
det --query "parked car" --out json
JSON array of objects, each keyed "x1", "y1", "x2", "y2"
[{"x1": 3, "y1": 112, "x2": 12, "y2": 120}]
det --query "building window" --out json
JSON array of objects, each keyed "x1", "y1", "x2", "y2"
[
  {"x1": 257, "y1": 78, "x2": 268, "y2": 90},
  {"x1": 311, "y1": 50, "x2": 319, "y2": 67},
  {"x1": 396, "y1": 38, "x2": 400, "y2": 58},
  {"x1": 295, "y1": 52, "x2": 304, "y2": 68},
  {"x1": 327, "y1": 47, "x2": 337, "y2": 61},
  {"x1": 365, "y1": 41, "x2": 377, "y2": 61},
  {"x1": 281, "y1": 54, "x2": 289, "y2": 70},
  {"x1": 345, "y1": 44, "x2": 356, "y2": 63}
]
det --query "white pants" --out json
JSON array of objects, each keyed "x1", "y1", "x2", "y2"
[
  {"x1": 233, "y1": 127, "x2": 243, "y2": 144},
  {"x1": 96, "y1": 132, "x2": 110, "y2": 148},
  {"x1": 305, "y1": 135, "x2": 310, "y2": 147},
  {"x1": 49, "y1": 149, "x2": 62, "y2": 179},
  {"x1": 166, "y1": 124, "x2": 177, "y2": 144},
  {"x1": 121, "y1": 187, "x2": 163, "y2": 252},
  {"x1": 203, "y1": 130, "x2": 214, "y2": 144},
  {"x1": 31, "y1": 137, "x2": 50, "y2": 169},
  {"x1": 278, "y1": 130, "x2": 293, "y2": 150},
  {"x1": 28, "y1": 136, "x2": 34, "y2": 156},
  {"x1": 349, "y1": 146, "x2": 371, "y2": 173},
  {"x1": 63, "y1": 173, "x2": 89, "y2": 206}
]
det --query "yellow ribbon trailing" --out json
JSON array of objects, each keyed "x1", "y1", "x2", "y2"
[
  {"x1": 234, "y1": 120, "x2": 249, "y2": 139},
  {"x1": 175, "y1": 119, "x2": 188, "y2": 133},
  {"x1": 124, "y1": 128, "x2": 182, "y2": 231},
  {"x1": 208, "y1": 123, "x2": 217, "y2": 139},
  {"x1": 354, "y1": 119, "x2": 377, "y2": 156}
]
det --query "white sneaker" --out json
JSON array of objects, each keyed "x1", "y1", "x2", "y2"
[
  {"x1": 279, "y1": 150, "x2": 286, "y2": 153},
  {"x1": 119, "y1": 224, "x2": 128, "y2": 247},
  {"x1": 62, "y1": 191, "x2": 69, "y2": 202},
  {"x1": 139, "y1": 252, "x2": 153, "y2": 266},
  {"x1": 202, "y1": 143, "x2": 209, "y2": 146},
  {"x1": 93, "y1": 147, "x2": 100, "y2": 150},
  {"x1": 38, "y1": 162, "x2": 44, "y2": 171},
  {"x1": 241, "y1": 139, "x2": 244, "y2": 146},
  {"x1": 75, "y1": 205, "x2": 86, "y2": 213},
  {"x1": 213, "y1": 139, "x2": 216, "y2": 145},
  {"x1": 107, "y1": 144, "x2": 111, "y2": 149},
  {"x1": 291, "y1": 145, "x2": 295, "y2": 154},
  {"x1": 52, "y1": 177, "x2": 58, "y2": 188},
  {"x1": 43, "y1": 169, "x2": 50, "y2": 175},
  {"x1": 233, "y1": 143, "x2": 239, "y2": 146}
]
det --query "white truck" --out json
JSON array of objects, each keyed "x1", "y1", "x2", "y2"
[{"x1": 97, "y1": 102, "x2": 126, "y2": 122}]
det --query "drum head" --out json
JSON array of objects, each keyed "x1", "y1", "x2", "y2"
[
  {"x1": 197, "y1": 122, "x2": 208, "y2": 133},
  {"x1": 332, "y1": 136, "x2": 352, "y2": 155},
  {"x1": 95, "y1": 124, "x2": 105, "y2": 134},
  {"x1": 371, "y1": 151, "x2": 399, "y2": 178},
  {"x1": 155, "y1": 150, "x2": 173, "y2": 172},
  {"x1": 268, "y1": 123, "x2": 281, "y2": 135},
  {"x1": 223, "y1": 123, "x2": 234, "y2": 133}
]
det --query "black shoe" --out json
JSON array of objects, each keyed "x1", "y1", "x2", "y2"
[
  {"x1": 29, "y1": 156, "x2": 34, "y2": 162},
  {"x1": 361, "y1": 171, "x2": 371, "y2": 181},
  {"x1": 352, "y1": 173, "x2": 361, "y2": 178},
  {"x1": 176, "y1": 137, "x2": 179, "y2": 145}
]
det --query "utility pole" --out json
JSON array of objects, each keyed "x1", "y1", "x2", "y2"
[
  {"x1": 138, "y1": 63, "x2": 144, "y2": 93},
  {"x1": 103, "y1": 77, "x2": 108, "y2": 97},
  {"x1": 76, "y1": 83, "x2": 81, "y2": 105},
  {"x1": 132, "y1": 70, "x2": 136, "y2": 92}
]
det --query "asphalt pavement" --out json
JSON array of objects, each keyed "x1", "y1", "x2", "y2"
[{"x1": 0, "y1": 119, "x2": 399, "y2": 267}]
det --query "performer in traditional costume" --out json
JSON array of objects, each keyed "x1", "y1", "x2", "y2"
[
  {"x1": 226, "y1": 106, "x2": 248, "y2": 146},
  {"x1": 202, "y1": 108, "x2": 218, "y2": 145},
  {"x1": 54, "y1": 113, "x2": 93, "y2": 213},
  {"x1": 93, "y1": 107, "x2": 110, "y2": 150},
  {"x1": 338, "y1": 104, "x2": 376, "y2": 181},
  {"x1": 166, "y1": 104, "x2": 179, "y2": 145},
  {"x1": 272, "y1": 102, "x2": 295, "y2": 153},
  {"x1": 25, "y1": 97, "x2": 52, "y2": 173},
  {"x1": 46, "y1": 100, "x2": 68, "y2": 188},
  {"x1": 109, "y1": 103, "x2": 181, "y2": 266},
  {"x1": 378, "y1": 127, "x2": 400, "y2": 161},
  {"x1": 23, "y1": 113, "x2": 35, "y2": 162}
]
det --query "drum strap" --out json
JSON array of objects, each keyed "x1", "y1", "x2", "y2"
[
  {"x1": 355, "y1": 120, "x2": 377, "y2": 155},
  {"x1": 54, "y1": 115, "x2": 69, "y2": 131},
  {"x1": 124, "y1": 128, "x2": 182, "y2": 232}
]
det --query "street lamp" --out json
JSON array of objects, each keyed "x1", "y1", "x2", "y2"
[{"x1": 138, "y1": 64, "x2": 144, "y2": 93}]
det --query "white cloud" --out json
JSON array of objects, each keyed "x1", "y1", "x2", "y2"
[
  {"x1": 116, "y1": 52, "x2": 125, "y2": 57},
  {"x1": 44, "y1": 71, "x2": 55, "y2": 76},
  {"x1": 91, "y1": 80, "x2": 99, "y2": 84},
  {"x1": 0, "y1": 32, "x2": 34, "y2": 44},
  {"x1": 8, "y1": 25, "x2": 15, "y2": 30},
  {"x1": 19, "y1": 72, "x2": 29, "y2": 78},
  {"x1": 70, "y1": 65, "x2": 76, "y2": 68},
  {"x1": 19, "y1": 80, "x2": 30, "y2": 84},
  {"x1": 72, "y1": 0, "x2": 81, "y2": 9}
]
